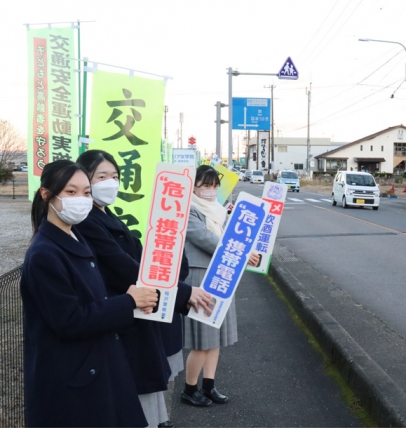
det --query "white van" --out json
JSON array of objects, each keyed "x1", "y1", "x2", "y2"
[
  {"x1": 250, "y1": 170, "x2": 265, "y2": 184},
  {"x1": 332, "y1": 171, "x2": 380, "y2": 210}
]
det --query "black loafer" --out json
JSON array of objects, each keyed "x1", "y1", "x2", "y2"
[
  {"x1": 181, "y1": 390, "x2": 212, "y2": 406},
  {"x1": 202, "y1": 387, "x2": 229, "y2": 404},
  {"x1": 158, "y1": 421, "x2": 175, "y2": 428}
]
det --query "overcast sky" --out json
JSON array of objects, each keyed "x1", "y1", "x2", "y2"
[{"x1": 2, "y1": 0, "x2": 406, "y2": 156}]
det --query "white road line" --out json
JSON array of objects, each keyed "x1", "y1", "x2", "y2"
[
  {"x1": 305, "y1": 198, "x2": 321, "y2": 202},
  {"x1": 287, "y1": 198, "x2": 302, "y2": 202},
  {"x1": 321, "y1": 199, "x2": 332, "y2": 203}
]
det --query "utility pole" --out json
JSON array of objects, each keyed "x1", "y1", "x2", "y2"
[
  {"x1": 264, "y1": 85, "x2": 275, "y2": 174},
  {"x1": 306, "y1": 83, "x2": 312, "y2": 177},
  {"x1": 246, "y1": 130, "x2": 250, "y2": 168}
]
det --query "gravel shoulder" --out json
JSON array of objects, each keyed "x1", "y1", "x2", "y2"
[{"x1": 0, "y1": 200, "x2": 32, "y2": 276}]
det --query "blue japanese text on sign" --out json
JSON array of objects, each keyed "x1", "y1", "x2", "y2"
[{"x1": 202, "y1": 200, "x2": 267, "y2": 298}]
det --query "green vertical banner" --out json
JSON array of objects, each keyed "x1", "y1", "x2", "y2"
[
  {"x1": 27, "y1": 26, "x2": 78, "y2": 199},
  {"x1": 90, "y1": 70, "x2": 166, "y2": 242}
]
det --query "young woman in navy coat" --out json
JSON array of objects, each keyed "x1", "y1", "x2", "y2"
[
  {"x1": 76, "y1": 150, "x2": 212, "y2": 427},
  {"x1": 20, "y1": 160, "x2": 158, "y2": 428}
]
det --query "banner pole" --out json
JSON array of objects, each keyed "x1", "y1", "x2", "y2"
[
  {"x1": 80, "y1": 59, "x2": 88, "y2": 154},
  {"x1": 77, "y1": 20, "x2": 82, "y2": 150}
]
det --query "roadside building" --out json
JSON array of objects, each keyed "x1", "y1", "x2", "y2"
[
  {"x1": 245, "y1": 131, "x2": 345, "y2": 174},
  {"x1": 315, "y1": 125, "x2": 406, "y2": 174}
]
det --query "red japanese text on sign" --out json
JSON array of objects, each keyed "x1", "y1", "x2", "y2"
[{"x1": 33, "y1": 38, "x2": 49, "y2": 175}]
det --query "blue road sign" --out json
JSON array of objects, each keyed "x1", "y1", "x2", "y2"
[
  {"x1": 278, "y1": 57, "x2": 299, "y2": 80},
  {"x1": 232, "y1": 97, "x2": 271, "y2": 131}
]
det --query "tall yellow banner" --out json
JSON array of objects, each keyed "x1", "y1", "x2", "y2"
[{"x1": 90, "y1": 70, "x2": 166, "y2": 241}]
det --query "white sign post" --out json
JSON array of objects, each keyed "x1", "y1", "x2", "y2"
[
  {"x1": 172, "y1": 148, "x2": 197, "y2": 167},
  {"x1": 188, "y1": 192, "x2": 271, "y2": 328},
  {"x1": 134, "y1": 163, "x2": 195, "y2": 322},
  {"x1": 246, "y1": 182, "x2": 287, "y2": 274}
]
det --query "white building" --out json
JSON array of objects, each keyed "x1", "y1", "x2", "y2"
[
  {"x1": 315, "y1": 125, "x2": 406, "y2": 174},
  {"x1": 245, "y1": 131, "x2": 344, "y2": 174}
]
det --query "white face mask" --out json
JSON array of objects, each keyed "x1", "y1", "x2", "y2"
[
  {"x1": 50, "y1": 196, "x2": 93, "y2": 225},
  {"x1": 91, "y1": 179, "x2": 119, "y2": 207},
  {"x1": 195, "y1": 187, "x2": 218, "y2": 201}
]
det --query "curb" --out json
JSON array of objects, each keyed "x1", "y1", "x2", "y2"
[{"x1": 269, "y1": 260, "x2": 406, "y2": 427}]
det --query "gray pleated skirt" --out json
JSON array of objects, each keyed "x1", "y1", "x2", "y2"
[
  {"x1": 139, "y1": 391, "x2": 168, "y2": 427},
  {"x1": 183, "y1": 267, "x2": 238, "y2": 350},
  {"x1": 167, "y1": 349, "x2": 184, "y2": 381}
]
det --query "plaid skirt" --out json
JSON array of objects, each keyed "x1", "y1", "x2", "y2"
[
  {"x1": 167, "y1": 349, "x2": 184, "y2": 381},
  {"x1": 139, "y1": 391, "x2": 168, "y2": 427},
  {"x1": 183, "y1": 267, "x2": 238, "y2": 350}
]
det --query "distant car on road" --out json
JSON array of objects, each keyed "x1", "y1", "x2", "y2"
[
  {"x1": 277, "y1": 170, "x2": 300, "y2": 192},
  {"x1": 238, "y1": 169, "x2": 247, "y2": 180},
  {"x1": 250, "y1": 170, "x2": 265, "y2": 184},
  {"x1": 332, "y1": 171, "x2": 380, "y2": 210},
  {"x1": 243, "y1": 170, "x2": 252, "y2": 182},
  {"x1": 21, "y1": 165, "x2": 28, "y2": 172}
]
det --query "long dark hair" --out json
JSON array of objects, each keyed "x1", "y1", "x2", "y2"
[
  {"x1": 195, "y1": 165, "x2": 221, "y2": 187},
  {"x1": 31, "y1": 160, "x2": 88, "y2": 237},
  {"x1": 76, "y1": 150, "x2": 120, "y2": 180}
]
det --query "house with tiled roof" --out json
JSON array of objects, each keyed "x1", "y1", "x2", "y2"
[{"x1": 315, "y1": 125, "x2": 406, "y2": 174}]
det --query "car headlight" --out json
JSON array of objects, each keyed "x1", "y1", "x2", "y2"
[
  {"x1": 373, "y1": 191, "x2": 380, "y2": 196},
  {"x1": 345, "y1": 189, "x2": 354, "y2": 195}
]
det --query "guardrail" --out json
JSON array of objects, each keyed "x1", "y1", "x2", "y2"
[{"x1": 0, "y1": 266, "x2": 24, "y2": 428}]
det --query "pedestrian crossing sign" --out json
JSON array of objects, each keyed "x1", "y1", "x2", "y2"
[{"x1": 278, "y1": 57, "x2": 299, "y2": 80}]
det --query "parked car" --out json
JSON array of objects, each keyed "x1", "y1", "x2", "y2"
[
  {"x1": 243, "y1": 170, "x2": 252, "y2": 182},
  {"x1": 21, "y1": 165, "x2": 29, "y2": 172},
  {"x1": 238, "y1": 169, "x2": 247, "y2": 180},
  {"x1": 277, "y1": 170, "x2": 300, "y2": 192},
  {"x1": 332, "y1": 171, "x2": 380, "y2": 210},
  {"x1": 250, "y1": 170, "x2": 265, "y2": 184}
]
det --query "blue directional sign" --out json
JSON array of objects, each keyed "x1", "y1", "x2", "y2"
[
  {"x1": 232, "y1": 97, "x2": 271, "y2": 131},
  {"x1": 278, "y1": 57, "x2": 299, "y2": 80}
]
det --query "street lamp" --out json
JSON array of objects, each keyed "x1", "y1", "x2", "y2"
[{"x1": 358, "y1": 38, "x2": 406, "y2": 81}]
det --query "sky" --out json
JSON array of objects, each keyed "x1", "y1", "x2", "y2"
[{"x1": 2, "y1": 0, "x2": 406, "y2": 158}]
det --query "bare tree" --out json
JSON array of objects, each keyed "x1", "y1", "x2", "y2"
[
  {"x1": 0, "y1": 120, "x2": 26, "y2": 183},
  {"x1": 0, "y1": 120, "x2": 26, "y2": 168}
]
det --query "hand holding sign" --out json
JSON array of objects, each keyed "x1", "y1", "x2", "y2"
[
  {"x1": 126, "y1": 285, "x2": 158, "y2": 313},
  {"x1": 188, "y1": 288, "x2": 214, "y2": 314}
]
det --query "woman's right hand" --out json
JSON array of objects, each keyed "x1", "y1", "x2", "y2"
[{"x1": 126, "y1": 285, "x2": 158, "y2": 313}]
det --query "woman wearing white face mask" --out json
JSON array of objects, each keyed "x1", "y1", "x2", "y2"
[
  {"x1": 76, "y1": 150, "x2": 213, "y2": 428},
  {"x1": 181, "y1": 165, "x2": 259, "y2": 407},
  {"x1": 21, "y1": 160, "x2": 158, "y2": 428}
]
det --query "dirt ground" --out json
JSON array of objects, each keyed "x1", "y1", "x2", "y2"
[{"x1": 0, "y1": 200, "x2": 31, "y2": 276}]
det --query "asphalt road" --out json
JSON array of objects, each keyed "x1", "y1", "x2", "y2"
[
  {"x1": 235, "y1": 181, "x2": 406, "y2": 337},
  {"x1": 269, "y1": 184, "x2": 406, "y2": 338}
]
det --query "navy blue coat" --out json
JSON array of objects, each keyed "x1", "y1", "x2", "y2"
[
  {"x1": 76, "y1": 206, "x2": 192, "y2": 394},
  {"x1": 20, "y1": 219, "x2": 147, "y2": 428}
]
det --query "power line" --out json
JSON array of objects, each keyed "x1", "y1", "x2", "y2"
[{"x1": 284, "y1": 77, "x2": 402, "y2": 133}]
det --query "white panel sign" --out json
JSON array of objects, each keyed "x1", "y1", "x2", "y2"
[
  {"x1": 188, "y1": 192, "x2": 270, "y2": 328},
  {"x1": 135, "y1": 163, "x2": 195, "y2": 322}
]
